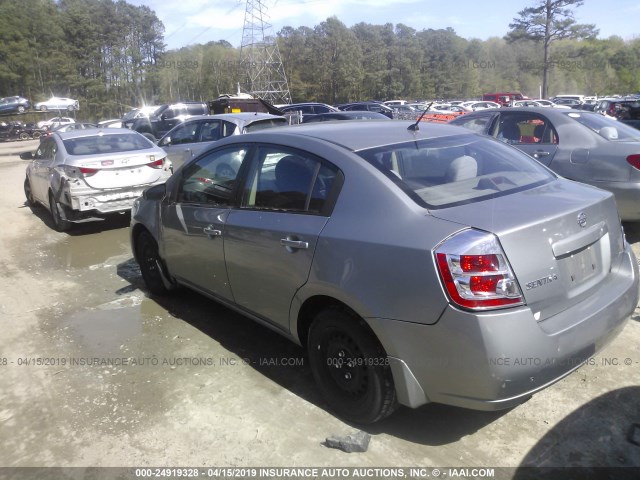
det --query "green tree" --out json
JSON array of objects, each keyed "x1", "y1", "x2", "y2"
[{"x1": 506, "y1": 0, "x2": 598, "y2": 98}]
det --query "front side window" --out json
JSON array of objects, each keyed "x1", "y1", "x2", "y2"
[
  {"x1": 177, "y1": 146, "x2": 249, "y2": 205},
  {"x1": 357, "y1": 134, "x2": 555, "y2": 209},
  {"x1": 242, "y1": 146, "x2": 337, "y2": 214},
  {"x1": 494, "y1": 114, "x2": 558, "y2": 145}
]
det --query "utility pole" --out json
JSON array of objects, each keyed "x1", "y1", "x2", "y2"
[{"x1": 239, "y1": 0, "x2": 292, "y2": 105}]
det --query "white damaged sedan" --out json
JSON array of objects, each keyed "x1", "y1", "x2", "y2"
[{"x1": 22, "y1": 128, "x2": 172, "y2": 231}]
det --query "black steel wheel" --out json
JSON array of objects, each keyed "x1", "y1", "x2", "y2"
[
  {"x1": 136, "y1": 230, "x2": 170, "y2": 295},
  {"x1": 307, "y1": 308, "x2": 397, "y2": 424}
]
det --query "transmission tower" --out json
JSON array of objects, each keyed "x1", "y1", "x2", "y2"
[{"x1": 239, "y1": 0, "x2": 291, "y2": 105}]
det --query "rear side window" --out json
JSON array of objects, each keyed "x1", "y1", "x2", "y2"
[
  {"x1": 357, "y1": 134, "x2": 554, "y2": 209},
  {"x1": 243, "y1": 118, "x2": 287, "y2": 133},
  {"x1": 187, "y1": 104, "x2": 208, "y2": 115}
]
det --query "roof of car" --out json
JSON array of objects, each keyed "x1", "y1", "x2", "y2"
[
  {"x1": 55, "y1": 127, "x2": 142, "y2": 140},
  {"x1": 178, "y1": 113, "x2": 285, "y2": 122},
  {"x1": 239, "y1": 120, "x2": 472, "y2": 152}
]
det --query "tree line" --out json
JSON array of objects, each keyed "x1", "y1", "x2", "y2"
[{"x1": 1, "y1": 0, "x2": 638, "y2": 121}]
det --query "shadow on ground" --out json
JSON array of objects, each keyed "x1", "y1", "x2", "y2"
[
  {"x1": 117, "y1": 257, "x2": 508, "y2": 445},
  {"x1": 513, "y1": 386, "x2": 640, "y2": 479}
]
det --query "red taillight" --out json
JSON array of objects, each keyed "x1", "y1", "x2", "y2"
[
  {"x1": 435, "y1": 230, "x2": 524, "y2": 311},
  {"x1": 627, "y1": 154, "x2": 640, "y2": 170},
  {"x1": 148, "y1": 159, "x2": 164, "y2": 169},
  {"x1": 79, "y1": 166, "x2": 98, "y2": 176}
]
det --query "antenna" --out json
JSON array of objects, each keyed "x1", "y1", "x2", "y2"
[
  {"x1": 239, "y1": 0, "x2": 292, "y2": 105},
  {"x1": 407, "y1": 102, "x2": 433, "y2": 131}
]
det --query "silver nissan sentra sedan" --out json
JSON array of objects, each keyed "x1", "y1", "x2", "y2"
[{"x1": 130, "y1": 120, "x2": 639, "y2": 424}]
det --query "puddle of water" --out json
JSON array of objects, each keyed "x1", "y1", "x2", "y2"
[
  {"x1": 47, "y1": 228, "x2": 130, "y2": 270},
  {"x1": 61, "y1": 305, "x2": 143, "y2": 356}
]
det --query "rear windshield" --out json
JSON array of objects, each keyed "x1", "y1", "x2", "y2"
[
  {"x1": 356, "y1": 134, "x2": 555, "y2": 209},
  {"x1": 243, "y1": 118, "x2": 288, "y2": 133},
  {"x1": 64, "y1": 133, "x2": 153, "y2": 155},
  {"x1": 565, "y1": 112, "x2": 640, "y2": 142}
]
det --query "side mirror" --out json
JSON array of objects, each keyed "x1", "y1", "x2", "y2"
[
  {"x1": 143, "y1": 183, "x2": 166, "y2": 201},
  {"x1": 20, "y1": 152, "x2": 34, "y2": 160},
  {"x1": 159, "y1": 136, "x2": 171, "y2": 146}
]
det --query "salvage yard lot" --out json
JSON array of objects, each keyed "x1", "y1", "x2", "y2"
[{"x1": 0, "y1": 140, "x2": 639, "y2": 475}]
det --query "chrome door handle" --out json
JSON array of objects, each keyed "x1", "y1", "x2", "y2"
[
  {"x1": 280, "y1": 238, "x2": 309, "y2": 250},
  {"x1": 533, "y1": 150, "x2": 550, "y2": 157},
  {"x1": 203, "y1": 225, "x2": 222, "y2": 237}
]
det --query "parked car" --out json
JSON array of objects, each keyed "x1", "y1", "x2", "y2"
[
  {"x1": 0, "y1": 123, "x2": 31, "y2": 142},
  {"x1": 461, "y1": 101, "x2": 501, "y2": 110},
  {"x1": 39, "y1": 122, "x2": 98, "y2": 141},
  {"x1": 552, "y1": 98, "x2": 583, "y2": 108},
  {"x1": 123, "y1": 102, "x2": 209, "y2": 141},
  {"x1": 130, "y1": 121, "x2": 638, "y2": 424},
  {"x1": 594, "y1": 98, "x2": 640, "y2": 120},
  {"x1": 34, "y1": 96, "x2": 79, "y2": 112},
  {"x1": 37, "y1": 117, "x2": 75, "y2": 130},
  {"x1": 22, "y1": 129, "x2": 171, "y2": 231},
  {"x1": 97, "y1": 119, "x2": 123, "y2": 128},
  {"x1": 278, "y1": 103, "x2": 339, "y2": 115},
  {"x1": 0, "y1": 96, "x2": 31, "y2": 115},
  {"x1": 482, "y1": 92, "x2": 526, "y2": 106},
  {"x1": 301, "y1": 111, "x2": 391, "y2": 123},
  {"x1": 337, "y1": 102, "x2": 394, "y2": 118},
  {"x1": 157, "y1": 113, "x2": 287, "y2": 170},
  {"x1": 450, "y1": 107, "x2": 640, "y2": 220}
]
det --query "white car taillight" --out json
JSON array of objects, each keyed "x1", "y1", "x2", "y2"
[{"x1": 434, "y1": 229, "x2": 524, "y2": 310}]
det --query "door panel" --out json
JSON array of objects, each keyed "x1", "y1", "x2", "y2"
[
  {"x1": 223, "y1": 145, "x2": 338, "y2": 330},
  {"x1": 224, "y1": 210, "x2": 328, "y2": 329},
  {"x1": 161, "y1": 145, "x2": 251, "y2": 300}
]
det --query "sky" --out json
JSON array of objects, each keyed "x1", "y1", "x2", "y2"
[{"x1": 128, "y1": 0, "x2": 640, "y2": 50}]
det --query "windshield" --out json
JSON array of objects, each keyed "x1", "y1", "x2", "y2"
[
  {"x1": 63, "y1": 133, "x2": 153, "y2": 155},
  {"x1": 356, "y1": 134, "x2": 555, "y2": 209},
  {"x1": 565, "y1": 112, "x2": 640, "y2": 142}
]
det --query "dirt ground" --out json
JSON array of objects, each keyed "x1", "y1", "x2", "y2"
[{"x1": 0, "y1": 139, "x2": 639, "y2": 478}]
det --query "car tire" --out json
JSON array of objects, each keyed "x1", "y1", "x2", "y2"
[
  {"x1": 32, "y1": 131, "x2": 41, "y2": 139},
  {"x1": 39, "y1": 106, "x2": 47, "y2": 112},
  {"x1": 24, "y1": 177, "x2": 35, "y2": 206},
  {"x1": 19, "y1": 132, "x2": 29, "y2": 140},
  {"x1": 136, "y1": 230, "x2": 170, "y2": 296},
  {"x1": 48, "y1": 192, "x2": 72, "y2": 232},
  {"x1": 307, "y1": 308, "x2": 398, "y2": 424},
  {"x1": 67, "y1": 106, "x2": 74, "y2": 112},
  {"x1": 17, "y1": 106, "x2": 25, "y2": 113}
]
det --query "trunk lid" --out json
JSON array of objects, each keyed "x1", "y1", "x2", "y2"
[
  {"x1": 431, "y1": 180, "x2": 624, "y2": 322},
  {"x1": 69, "y1": 152, "x2": 165, "y2": 189}
]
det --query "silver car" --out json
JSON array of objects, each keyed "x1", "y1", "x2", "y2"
[
  {"x1": 450, "y1": 107, "x2": 640, "y2": 220},
  {"x1": 23, "y1": 128, "x2": 171, "y2": 231},
  {"x1": 34, "y1": 96, "x2": 80, "y2": 112},
  {"x1": 157, "y1": 113, "x2": 287, "y2": 170},
  {"x1": 131, "y1": 122, "x2": 638, "y2": 424}
]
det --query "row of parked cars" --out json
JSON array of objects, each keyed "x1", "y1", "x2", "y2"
[
  {"x1": 0, "y1": 96, "x2": 79, "y2": 115},
  {"x1": 18, "y1": 98, "x2": 640, "y2": 425}
]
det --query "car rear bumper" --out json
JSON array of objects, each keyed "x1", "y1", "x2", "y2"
[
  {"x1": 63, "y1": 183, "x2": 163, "y2": 216},
  {"x1": 367, "y1": 243, "x2": 639, "y2": 410}
]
